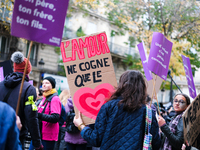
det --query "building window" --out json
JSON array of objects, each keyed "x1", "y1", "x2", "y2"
[
  {"x1": 0, "y1": 35, "x2": 10, "y2": 60},
  {"x1": 26, "y1": 42, "x2": 38, "y2": 67}
]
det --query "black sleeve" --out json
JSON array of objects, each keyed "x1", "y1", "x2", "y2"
[
  {"x1": 38, "y1": 113, "x2": 60, "y2": 123},
  {"x1": 161, "y1": 118, "x2": 184, "y2": 149},
  {"x1": 24, "y1": 86, "x2": 42, "y2": 148}
]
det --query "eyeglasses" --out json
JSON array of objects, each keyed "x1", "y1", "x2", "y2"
[{"x1": 173, "y1": 99, "x2": 186, "y2": 105}]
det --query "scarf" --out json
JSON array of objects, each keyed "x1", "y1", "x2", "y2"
[
  {"x1": 43, "y1": 88, "x2": 57, "y2": 97},
  {"x1": 163, "y1": 112, "x2": 183, "y2": 150}
]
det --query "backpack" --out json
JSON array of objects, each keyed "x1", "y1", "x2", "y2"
[
  {"x1": 43, "y1": 93, "x2": 66, "y2": 126},
  {"x1": 65, "y1": 108, "x2": 80, "y2": 133},
  {"x1": 59, "y1": 104, "x2": 66, "y2": 126}
]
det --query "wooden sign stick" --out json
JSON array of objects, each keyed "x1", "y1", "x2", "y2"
[
  {"x1": 16, "y1": 41, "x2": 33, "y2": 114},
  {"x1": 150, "y1": 75, "x2": 161, "y2": 116}
]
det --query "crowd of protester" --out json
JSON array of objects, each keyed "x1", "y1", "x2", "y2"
[{"x1": 0, "y1": 51, "x2": 199, "y2": 150}]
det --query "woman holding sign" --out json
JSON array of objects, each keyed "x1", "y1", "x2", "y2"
[
  {"x1": 73, "y1": 70, "x2": 161, "y2": 149},
  {"x1": 158, "y1": 93, "x2": 191, "y2": 150}
]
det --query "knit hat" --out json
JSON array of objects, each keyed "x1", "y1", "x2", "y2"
[
  {"x1": 11, "y1": 51, "x2": 32, "y2": 75},
  {"x1": 43, "y1": 76, "x2": 56, "y2": 88}
]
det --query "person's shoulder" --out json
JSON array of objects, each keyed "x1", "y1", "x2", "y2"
[
  {"x1": 52, "y1": 95, "x2": 61, "y2": 103},
  {"x1": 0, "y1": 102, "x2": 15, "y2": 117},
  {"x1": 103, "y1": 98, "x2": 120, "y2": 108}
]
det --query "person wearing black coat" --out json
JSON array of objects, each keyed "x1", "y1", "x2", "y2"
[
  {"x1": 158, "y1": 93, "x2": 191, "y2": 150},
  {"x1": 0, "y1": 51, "x2": 43, "y2": 150}
]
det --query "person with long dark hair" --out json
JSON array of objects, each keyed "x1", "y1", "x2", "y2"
[{"x1": 73, "y1": 70, "x2": 161, "y2": 149}]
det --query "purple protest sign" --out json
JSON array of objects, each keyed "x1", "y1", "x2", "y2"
[
  {"x1": 0, "y1": 67, "x2": 4, "y2": 82},
  {"x1": 11, "y1": 0, "x2": 69, "y2": 47},
  {"x1": 182, "y1": 55, "x2": 197, "y2": 98},
  {"x1": 137, "y1": 41, "x2": 153, "y2": 81},
  {"x1": 147, "y1": 32, "x2": 173, "y2": 80}
]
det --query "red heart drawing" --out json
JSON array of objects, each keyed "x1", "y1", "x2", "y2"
[{"x1": 73, "y1": 83, "x2": 115, "y2": 120}]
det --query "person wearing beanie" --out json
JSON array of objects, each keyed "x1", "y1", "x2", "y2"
[
  {"x1": 37, "y1": 76, "x2": 61, "y2": 150},
  {"x1": 11, "y1": 51, "x2": 32, "y2": 74},
  {"x1": 0, "y1": 51, "x2": 43, "y2": 150}
]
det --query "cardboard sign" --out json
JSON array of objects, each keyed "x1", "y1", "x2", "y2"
[
  {"x1": 11, "y1": 0, "x2": 69, "y2": 46},
  {"x1": 0, "y1": 67, "x2": 4, "y2": 82},
  {"x1": 182, "y1": 94, "x2": 200, "y2": 149},
  {"x1": 60, "y1": 32, "x2": 117, "y2": 124},
  {"x1": 146, "y1": 74, "x2": 163, "y2": 97},
  {"x1": 182, "y1": 55, "x2": 197, "y2": 99},
  {"x1": 148, "y1": 32, "x2": 173, "y2": 80},
  {"x1": 137, "y1": 41, "x2": 153, "y2": 81}
]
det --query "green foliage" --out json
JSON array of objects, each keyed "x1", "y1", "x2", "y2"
[
  {"x1": 123, "y1": 53, "x2": 143, "y2": 72},
  {"x1": 183, "y1": 50, "x2": 200, "y2": 76},
  {"x1": 160, "y1": 80, "x2": 178, "y2": 91},
  {"x1": 76, "y1": 26, "x2": 86, "y2": 37}
]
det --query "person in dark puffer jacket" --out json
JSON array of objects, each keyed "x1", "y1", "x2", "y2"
[
  {"x1": 0, "y1": 51, "x2": 43, "y2": 150},
  {"x1": 73, "y1": 70, "x2": 161, "y2": 150}
]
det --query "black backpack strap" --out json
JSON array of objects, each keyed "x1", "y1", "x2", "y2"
[
  {"x1": 46, "y1": 93, "x2": 58, "y2": 114},
  {"x1": 3, "y1": 89, "x2": 14, "y2": 103},
  {"x1": 42, "y1": 100, "x2": 49, "y2": 114}
]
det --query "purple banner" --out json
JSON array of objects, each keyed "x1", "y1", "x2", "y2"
[
  {"x1": 147, "y1": 32, "x2": 173, "y2": 80},
  {"x1": 137, "y1": 41, "x2": 153, "y2": 81},
  {"x1": 11, "y1": 0, "x2": 69, "y2": 47},
  {"x1": 182, "y1": 55, "x2": 197, "y2": 98},
  {"x1": 0, "y1": 67, "x2": 4, "y2": 82}
]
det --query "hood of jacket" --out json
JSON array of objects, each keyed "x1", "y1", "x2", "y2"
[{"x1": 4, "y1": 72, "x2": 29, "y2": 88}]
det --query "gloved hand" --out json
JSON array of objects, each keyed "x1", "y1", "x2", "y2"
[{"x1": 35, "y1": 144, "x2": 44, "y2": 150}]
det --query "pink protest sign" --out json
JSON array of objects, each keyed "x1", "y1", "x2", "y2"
[
  {"x1": 147, "y1": 32, "x2": 173, "y2": 80},
  {"x1": 0, "y1": 67, "x2": 4, "y2": 82},
  {"x1": 137, "y1": 41, "x2": 153, "y2": 81},
  {"x1": 11, "y1": 0, "x2": 69, "y2": 46},
  {"x1": 61, "y1": 32, "x2": 117, "y2": 124},
  {"x1": 182, "y1": 55, "x2": 196, "y2": 98}
]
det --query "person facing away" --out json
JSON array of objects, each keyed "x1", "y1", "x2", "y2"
[
  {"x1": 37, "y1": 76, "x2": 61, "y2": 150},
  {"x1": 73, "y1": 70, "x2": 161, "y2": 150},
  {"x1": 0, "y1": 51, "x2": 43, "y2": 150},
  {"x1": 0, "y1": 101, "x2": 22, "y2": 150},
  {"x1": 64, "y1": 97, "x2": 87, "y2": 150},
  {"x1": 158, "y1": 93, "x2": 191, "y2": 150},
  {"x1": 54, "y1": 89, "x2": 70, "y2": 150}
]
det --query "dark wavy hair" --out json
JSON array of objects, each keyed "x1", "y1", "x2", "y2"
[
  {"x1": 174, "y1": 93, "x2": 191, "y2": 105},
  {"x1": 109, "y1": 70, "x2": 147, "y2": 112}
]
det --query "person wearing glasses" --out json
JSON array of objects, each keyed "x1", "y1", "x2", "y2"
[{"x1": 158, "y1": 93, "x2": 191, "y2": 150}]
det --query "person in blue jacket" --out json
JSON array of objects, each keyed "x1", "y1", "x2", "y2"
[
  {"x1": 73, "y1": 70, "x2": 161, "y2": 150},
  {"x1": 0, "y1": 101, "x2": 22, "y2": 150}
]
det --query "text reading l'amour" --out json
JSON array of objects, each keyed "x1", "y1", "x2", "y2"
[{"x1": 60, "y1": 33, "x2": 110, "y2": 62}]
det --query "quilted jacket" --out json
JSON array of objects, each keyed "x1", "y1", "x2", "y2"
[{"x1": 81, "y1": 98, "x2": 161, "y2": 150}]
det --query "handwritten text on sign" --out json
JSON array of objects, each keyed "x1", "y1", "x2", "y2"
[
  {"x1": 11, "y1": 0, "x2": 69, "y2": 46},
  {"x1": 148, "y1": 32, "x2": 173, "y2": 80},
  {"x1": 60, "y1": 32, "x2": 117, "y2": 121},
  {"x1": 183, "y1": 94, "x2": 200, "y2": 149},
  {"x1": 182, "y1": 55, "x2": 196, "y2": 99},
  {"x1": 137, "y1": 41, "x2": 153, "y2": 81}
]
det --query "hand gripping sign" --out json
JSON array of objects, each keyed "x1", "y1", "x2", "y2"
[{"x1": 60, "y1": 32, "x2": 117, "y2": 124}]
